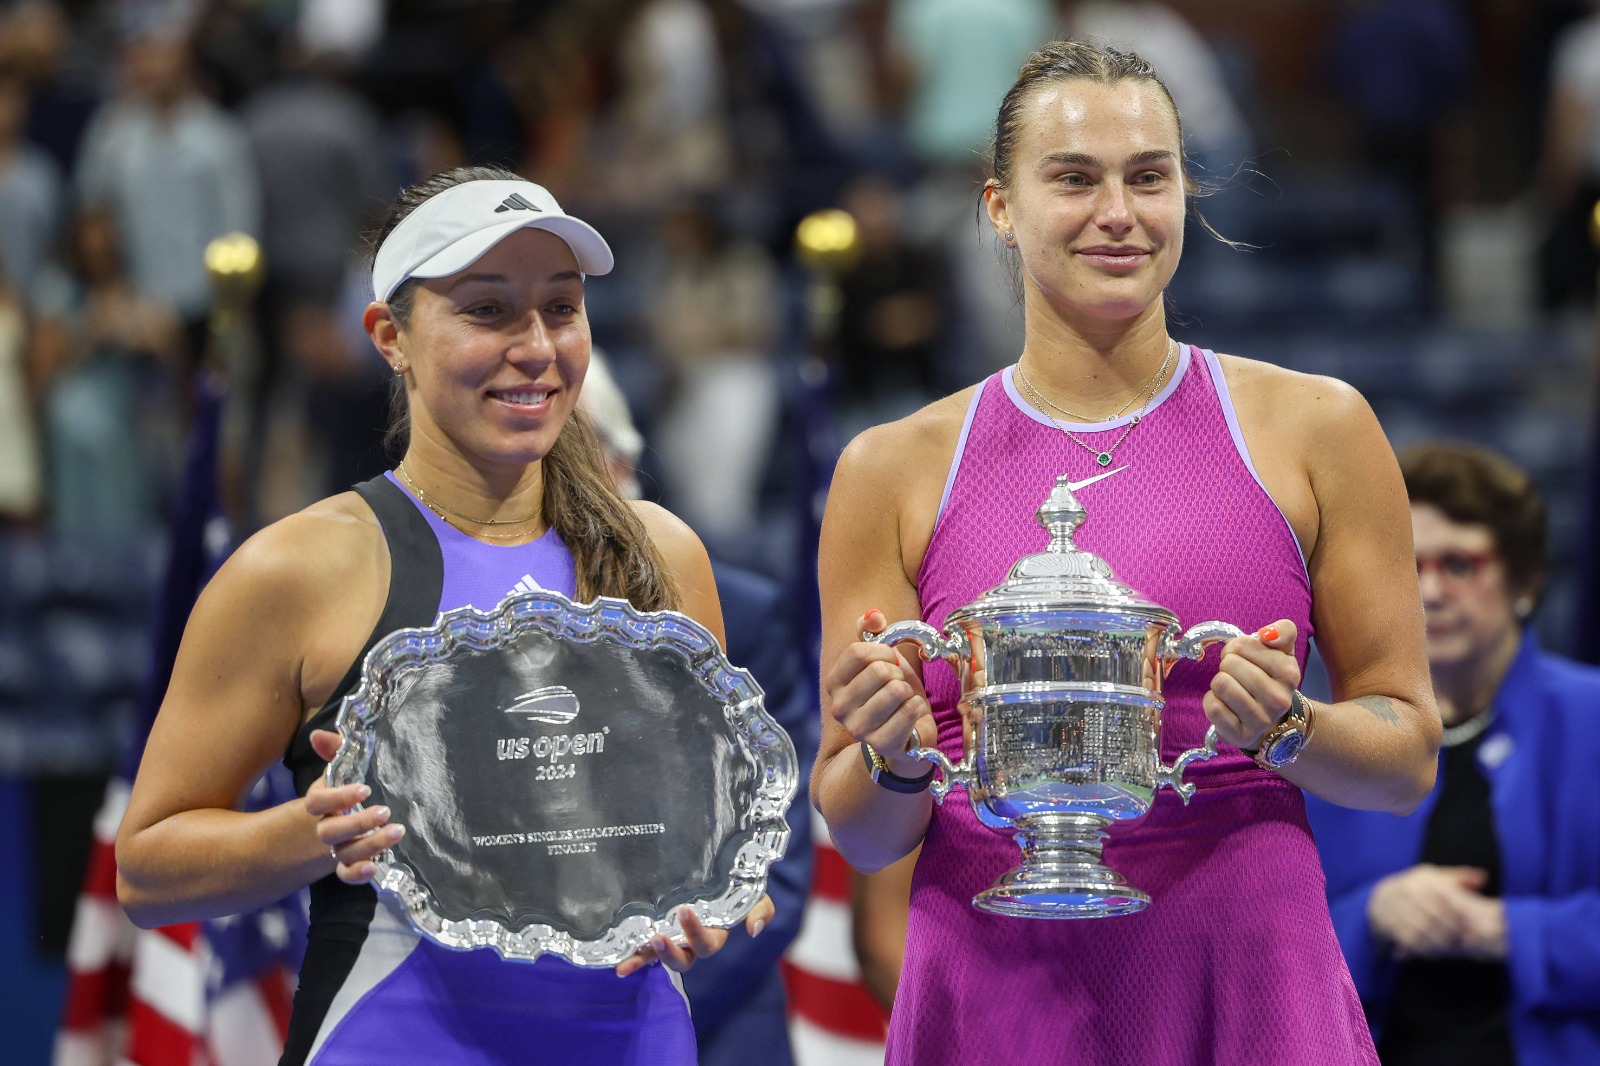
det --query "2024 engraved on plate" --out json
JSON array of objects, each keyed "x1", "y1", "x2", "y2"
[{"x1": 325, "y1": 591, "x2": 798, "y2": 967}]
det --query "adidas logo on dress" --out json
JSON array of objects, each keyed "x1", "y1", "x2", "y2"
[
  {"x1": 508, "y1": 574, "x2": 542, "y2": 597},
  {"x1": 494, "y1": 194, "x2": 542, "y2": 213}
]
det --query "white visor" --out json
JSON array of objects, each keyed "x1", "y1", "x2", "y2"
[{"x1": 371, "y1": 179, "x2": 614, "y2": 303}]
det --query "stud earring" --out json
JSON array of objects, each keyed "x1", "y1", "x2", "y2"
[
  {"x1": 1003, "y1": 231, "x2": 1014, "y2": 243},
  {"x1": 1515, "y1": 596, "x2": 1534, "y2": 620},
  {"x1": 392, "y1": 361, "x2": 407, "y2": 375}
]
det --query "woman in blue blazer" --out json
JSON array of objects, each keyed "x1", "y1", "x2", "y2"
[{"x1": 1308, "y1": 441, "x2": 1600, "y2": 1066}]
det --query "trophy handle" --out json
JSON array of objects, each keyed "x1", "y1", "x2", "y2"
[
  {"x1": 866, "y1": 624, "x2": 973, "y2": 801},
  {"x1": 1165, "y1": 620, "x2": 1245, "y2": 662},
  {"x1": 1156, "y1": 725, "x2": 1220, "y2": 804},
  {"x1": 865, "y1": 619, "x2": 971, "y2": 666},
  {"x1": 905, "y1": 739, "x2": 970, "y2": 803}
]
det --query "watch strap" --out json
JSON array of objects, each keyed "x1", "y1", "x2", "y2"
[{"x1": 861, "y1": 741, "x2": 936, "y2": 794}]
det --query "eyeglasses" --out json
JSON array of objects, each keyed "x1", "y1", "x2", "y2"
[{"x1": 1415, "y1": 551, "x2": 1497, "y2": 583}]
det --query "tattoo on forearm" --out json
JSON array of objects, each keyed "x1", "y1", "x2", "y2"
[{"x1": 1353, "y1": 695, "x2": 1401, "y2": 725}]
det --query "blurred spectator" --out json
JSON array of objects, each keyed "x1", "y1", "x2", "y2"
[
  {"x1": 4, "y1": 0, "x2": 116, "y2": 175},
  {"x1": 832, "y1": 171, "x2": 947, "y2": 437},
  {"x1": 74, "y1": 17, "x2": 259, "y2": 360},
  {"x1": 298, "y1": 0, "x2": 385, "y2": 62},
  {"x1": 1324, "y1": 0, "x2": 1472, "y2": 293},
  {"x1": 884, "y1": 0, "x2": 1047, "y2": 381},
  {"x1": 614, "y1": 0, "x2": 732, "y2": 208},
  {"x1": 1061, "y1": 0, "x2": 1252, "y2": 171},
  {"x1": 1537, "y1": 0, "x2": 1600, "y2": 310},
  {"x1": 30, "y1": 209, "x2": 184, "y2": 539},
  {"x1": 1309, "y1": 442, "x2": 1600, "y2": 1065},
  {"x1": 884, "y1": 0, "x2": 1050, "y2": 173},
  {"x1": 0, "y1": 64, "x2": 63, "y2": 307},
  {"x1": 647, "y1": 196, "x2": 782, "y2": 548},
  {"x1": 240, "y1": 34, "x2": 389, "y2": 523},
  {"x1": 0, "y1": 249, "x2": 42, "y2": 521},
  {"x1": 580, "y1": 348, "x2": 817, "y2": 1066}
]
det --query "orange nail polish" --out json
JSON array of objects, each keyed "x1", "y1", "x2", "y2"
[{"x1": 1258, "y1": 626, "x2": 1279, "y2": 643}]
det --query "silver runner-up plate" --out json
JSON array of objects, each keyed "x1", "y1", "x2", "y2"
[{"x1": 325, "y1": 591, "x2": 798, "y2": 967}]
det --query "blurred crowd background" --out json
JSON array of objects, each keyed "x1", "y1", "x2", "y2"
[{"x1": 3, "y1": 0, "x2": 1600, "y2": 1060}]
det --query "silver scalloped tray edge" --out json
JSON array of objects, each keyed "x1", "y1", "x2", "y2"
[{"x1": 326, "y1": 589, "x2": 799, "y2": 967}]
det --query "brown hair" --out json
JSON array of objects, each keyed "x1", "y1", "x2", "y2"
[
  {"x1": 367, "y1": 165, "x2": 680, "y2": 611},
  {"x1": 1399, "y1": 441, "x2": 1548, "y2": 601},
  {"x1": 989, "y1": 38, "x2": 1232, "y2": 246}
]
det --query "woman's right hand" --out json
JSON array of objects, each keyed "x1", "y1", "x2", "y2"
[
  {"x1": 305, "y1": 728, "x2": 406, "y2": 884},
  {"x1": 823, "y1": 609, "x2": 937, "y2": 779}
]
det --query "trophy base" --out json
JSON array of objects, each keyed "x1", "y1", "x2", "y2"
[
  {"x1": 973, "y1": 813, "x2": 1151, "y2": 918},
  {"x1": 973, "y1": 867, "x2": 1150, "y2": 919}
]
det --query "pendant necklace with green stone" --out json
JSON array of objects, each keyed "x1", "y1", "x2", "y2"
[{"x1": 1014, "y1": 338, "x2": 1177, "y2": 468}]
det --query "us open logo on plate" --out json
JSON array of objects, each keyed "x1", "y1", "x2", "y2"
[{"x1": 497, "y1": 685, "x2": 609, "y2": 767}]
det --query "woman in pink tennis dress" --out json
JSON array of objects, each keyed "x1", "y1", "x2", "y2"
[{"x1": 813, "y1": 39, "x2": 1442, "y2": 1065}]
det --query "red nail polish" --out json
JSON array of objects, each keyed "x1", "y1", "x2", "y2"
[{"x1": 1258, "y1": 626, "x2": 1279, "y2": 643}]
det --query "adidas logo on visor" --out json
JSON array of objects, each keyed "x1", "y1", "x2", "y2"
[{"x1": 495, "y1": 193, "x2": 543, "y2": 213}]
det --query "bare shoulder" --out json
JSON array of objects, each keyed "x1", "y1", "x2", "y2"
[
  {"x1": 627, "y1": 499, "x2": 724, "y2": 642},
  {"x1": 629, "y1": 499, "x2": 711, "y2": 572},
  {"x1": 218, "y1": 490, "x2": 386, "y2": 602},
  {"x1": 164, "y1": 489, "x2": 391, "y2": 727},
  {"x1": 827, "y1": 385, "x2": 978, "y2": 585},
  {"x1": 1215, "y1": 353, "x2": 1378, "y2": 439},
  {"x1": 833, "y1": 387, "x2": 976, "y2": 510},
  {"x1": 1214, "y1": 354, "x2": 1388, "y2": 562}
]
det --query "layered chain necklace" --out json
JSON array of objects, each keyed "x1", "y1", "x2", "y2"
[
  {"x1": 396, "y1": 462, "x2": 544, "y2": 540},
  {"x1": 1014, "y1": 338, "x2": 1177, "y2": 468}
]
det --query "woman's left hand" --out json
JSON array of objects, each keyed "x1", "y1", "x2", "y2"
[
  {"x1": 613, "y1": 895, "x2": 774, "y2": 977},
  {"x1": 1203, "y1": 621, "x2": 1302, "y2": 751}
]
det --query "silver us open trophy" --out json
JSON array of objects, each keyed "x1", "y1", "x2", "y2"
[
  {"x1": 872, "y1": 475, "x2": 1243, "y2": 918},
  {"x1": 326, "y1": 593, "x2": 798, "y2": 966}
]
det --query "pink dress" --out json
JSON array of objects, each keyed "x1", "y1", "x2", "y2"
[{"x1": 890, "y1": 345, "x2": 1378, "y2": 1065}]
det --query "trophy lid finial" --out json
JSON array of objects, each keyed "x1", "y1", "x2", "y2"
[{"x1": 1007, "y1": 474, "x2": 1116, "y2": 581}]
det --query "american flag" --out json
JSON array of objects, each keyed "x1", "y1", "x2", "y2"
[{"x1": 53, "y1": 371, "x2": 306, "y2": 1066}]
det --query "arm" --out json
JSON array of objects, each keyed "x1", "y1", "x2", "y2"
[
  {"x1": 851, "y1": 846, "x2": 917, "y2": 1013},
  {"x1": 811, "y1": 422, "x2": 943, "y2": 873},
  {"x1": 115, "y1": 504, "x2": 388, "y2": 926},
  {"x1": 1216, "y1": 368, "x2": 1439, "y2": 813}
]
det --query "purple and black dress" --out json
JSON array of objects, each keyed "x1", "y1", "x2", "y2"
[{"x1": 279, "y1": 472, "x2": 697, "y2": 1066}]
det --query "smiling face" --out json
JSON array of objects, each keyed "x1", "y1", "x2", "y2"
[
  {"x1": 985, "y1": 78, "x2": 1187, "y2": 326},
  {"x1": 1410, "y1": 503, "x2": 1522, "y2": 676},
  {"x1": 378, "y1": 228, "x2": 591, "y2": 471}
]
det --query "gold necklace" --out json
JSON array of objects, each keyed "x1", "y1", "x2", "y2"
[
  {"x1": 396, "y1": 462, "x2": 544, "y2": 540},
  {"x1": 1015, "y1": 339, "x2": 1172, "y2": 424},
  {"x1": 1015, "y1": 339, "x2": 1176, "y2": 469}
]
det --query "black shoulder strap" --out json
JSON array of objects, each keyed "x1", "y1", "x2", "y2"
[{"x1": 284, "y1": 474, "x2": 444, "y2": 796}]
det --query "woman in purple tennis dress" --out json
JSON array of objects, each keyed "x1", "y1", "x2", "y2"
[
  {"x1": 814, "y1": 40, "x2": 1442, "y2": 1065},
  {"x1": 113, "y1": 166, "x2": 771, "y2": 1064}
]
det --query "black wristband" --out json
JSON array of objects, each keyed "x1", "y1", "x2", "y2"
[{"x1": 861, "y1": 741, "x2": 936, "y2": 794}]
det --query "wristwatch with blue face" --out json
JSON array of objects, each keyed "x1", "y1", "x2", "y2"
[
  {"x1": 861, "y1": 741, "x2": 936, "y2": 794},
  {"x1": 1247, "y1": 690, "x2": 1316, "y2": 770}
]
